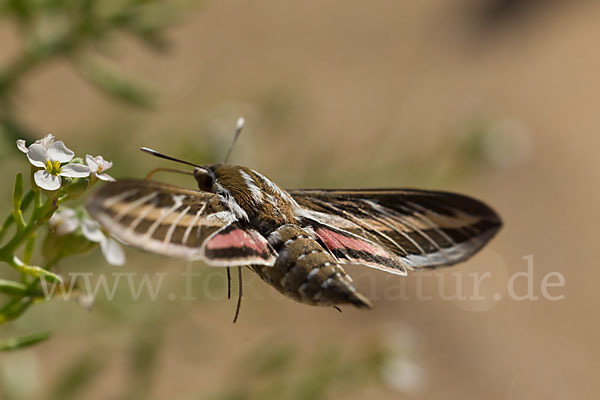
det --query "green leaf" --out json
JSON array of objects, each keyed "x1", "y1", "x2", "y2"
[
  {"x1": 13, "y1": 172, "x2": 23, "y2": 211},
  {"x1": 12, "y1": 173, "x2": 26, "y2": 230},
  {"x1": 20, "y1": 264, "x2": 63, "y2": 284},
  {"x1": 0, "y1": 331, "x2": 51, "y2": 351},
  {"x1": 0, "y1": 279, "x2": 29, "y2": 296},
  {"x1": 50, "y1": 353, "x2": 104, "y2": 400},
  {"x1": 76, "y1": 59, "x2": 156, "y2": 108},
  {"x1": 9, "y1": 256, "x2": 63, "y2": 284},
  {"x1": 0, "y1": 296, "x2": 33, "y2": 323}
]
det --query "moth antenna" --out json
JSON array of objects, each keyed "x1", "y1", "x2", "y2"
[
  {"x1": 140, "y1": 147, "x2": 203, "y2": 168},
  {"x1": 223, "y1": 117, "x2": 245, "y2": 164},
  {"x1": 232, "y1": 266, "x2": 243, "y2": 324}
]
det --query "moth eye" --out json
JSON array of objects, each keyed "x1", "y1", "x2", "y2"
[{"x1": 194, "y1": 168, "x2": 214, "y2": 192}]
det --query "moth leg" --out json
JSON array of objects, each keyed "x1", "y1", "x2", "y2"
[
  {"x1": 144, "y1": 167, "x2": 194, "y2": 180},
  {"x1": 333, "y1": 306, "x2": 342, "y2": 313},
  {"x1": 233, "y1": 266, "x2": 243, "y2": 324},
  {"x1": 226, "y1": 267, "x2": 232, "y2": 300}
]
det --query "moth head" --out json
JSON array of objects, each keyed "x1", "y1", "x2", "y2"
[{"x1": 193, "y1": 167, "x2": 215, "y2": 192}]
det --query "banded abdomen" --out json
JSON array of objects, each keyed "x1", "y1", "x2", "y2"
[{"x1": 252, "y1": 225, "x2": 372, "y2": 308}]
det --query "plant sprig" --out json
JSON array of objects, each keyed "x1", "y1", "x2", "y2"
[
  {"x1": 0, "y1": 134, "x2": 124, "y2": 349},
  {"x1": 0, "y1": 0, "x2": 194, "y2": 143},
  {"x1": 0, "y1": 0, "x2": 196, "y2": 350}
]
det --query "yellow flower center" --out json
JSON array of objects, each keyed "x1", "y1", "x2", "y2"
[{"x1": 46, "y1": 160, "x2": 62, "y2": 175}]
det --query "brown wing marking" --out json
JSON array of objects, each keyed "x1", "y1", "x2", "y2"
[
  {"x1": 289, "y1": 188, "x2": 502, "y2": 271},
  {"x1": 86, "y1": 179, "x2": 236, "y2": 261}
]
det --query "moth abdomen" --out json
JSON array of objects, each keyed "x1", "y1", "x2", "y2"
[{"x1": 252, "y1": 225, "x2": 372, "y2": 308}]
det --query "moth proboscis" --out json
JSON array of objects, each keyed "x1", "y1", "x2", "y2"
[{"x1": 86, "y1": 119, "x2": 502, "y2": 322}]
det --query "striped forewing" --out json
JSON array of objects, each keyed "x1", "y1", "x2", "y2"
[
  {"x1": 86, "y1": 179, "x2": 236, "y2": 261},
  {"x1": 289, "y1": 189, "x2": 502, "y2": 271}
]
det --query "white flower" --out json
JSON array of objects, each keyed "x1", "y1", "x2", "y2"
[
  {"x1": 81, "y1": 219, "x2": 125, "y2": 266},
  {"x1": 26, "y1": 142, "x2": 90, "y2": 191},
  {"x1": 48, "y1": 208, "x2": 79, "y2": 236},
  {"x1": 381, "y1": 357, "x2": 426, "y2": 394},
  {"x1": 48, "y1": 208, "x2": 126, "y2": 266},
  {"x1": 380, "y1": 325, "x2": 426, "y2": 394},
  {"x1": 85, "y1": 155, "x2": 115, "y2": 182},
  {"x1": 17, "y1": 133, "x2": 56, "y2": 154}
]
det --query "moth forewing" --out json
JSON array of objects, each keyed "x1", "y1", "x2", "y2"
[{"x1": 86, "y1": 179, "x2": 232, "y2": 261}]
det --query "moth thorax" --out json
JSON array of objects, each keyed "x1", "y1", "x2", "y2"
[{"x1": 213, "y1": 165, "x2": 295, "y2": 230}]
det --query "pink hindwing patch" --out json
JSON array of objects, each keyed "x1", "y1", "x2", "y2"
[
  {"x1": 207, "y1": 229, "x2": 267, "y2": 253},
  {"x1": 309, "y1": 221, "x2": 407, "y2": 275},
  {"x1": 315, "y1": 227, "x2": 390, "y2": 258},
  {"x1": 201, "y1": 223, "x2": 277, "y2": 266}
]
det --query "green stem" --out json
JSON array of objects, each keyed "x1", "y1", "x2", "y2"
[
  {"x1": 0, "y1": 190, "x2": 33, "y2": 244},
  {"x1": 0, "y1": 217, "x2": 12, "y2": 245},
  {"x1": 12, "y1": 173, "x2": 26, "y2": 232},
  {"x1": 24, "y1": 232, "x2": 36, "y2": 264},
  {"x1": 0, "y1": 277, "x2": 43, "y2": 324},
  {"x1": 0, "y1": 195, "x2": 55, "y2": 261},
  {"x1": 0, "y1": 264, "x2": 62, "y2": 325},
  {"x1": 5, "y1": 255, "x2": 62, "y2": 284},
  {"x1": 34, "y1": 187, "x2": 43, "y2": 209},
  {"x1": 21, "y1": 190, "x2": 34, "y2": 213}
]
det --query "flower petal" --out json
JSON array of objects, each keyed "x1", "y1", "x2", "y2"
[
  {"x1": 81, "y1": 219, "x2": 105, "y2": 243},
  {"x1": 60, "y1": 208, "x2": 77, "y2": 219},
  {"x1": 38, "y1": 134, "x2": 55, "y2": 149},
  {"x1": 48, "y1": 141, "x2": 74, "y2": 163},
  {"x1": 85, "y1": 155, "x2": 99, "y2": 173},
  {"x1": 60, "y1": 163, "x2": 90, "y2": 178},
  {"x1": 49, "y1": 208, "x2": 80, "y2": 235},
  {"x1": 57, "y1": 217, "x2": 80, "y2": 235},
  {"x1": 27, "y1": 144, "x2": 49, "y2": 167},
  {"x1": 59, "y1": 219, "x2": 79, "y2": 235},
  {"x1": 76, "y1": 294, "x2": 94, "y2": 312},
  {"x1": 48, "y1": 212, "x2": 61, "y2": 226},
  {"x1": 100, "y1": 158, "x2": 113, "y2": 171},
  {"x1": 101, "y1": 238, "x2": 125, "y2": 266},
  {"x1": 34, "y1": 170, "x2": 61, "y2": 191},
  {"x1": 17, "y1": 140, "x2": 28, "y2": 153},
  {"x1": 97, "y1": 173, "x2": 116, "y2": 182}
]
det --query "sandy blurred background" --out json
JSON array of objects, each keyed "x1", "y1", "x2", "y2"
[{"x1": 1, "y1": 0, "x2": 598, "y2": 399}]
